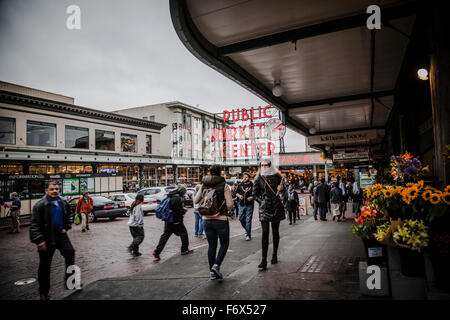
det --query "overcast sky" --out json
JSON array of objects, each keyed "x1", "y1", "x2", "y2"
[{"x1": 0, "y1": 0, "x2": 306, "y2": 152}]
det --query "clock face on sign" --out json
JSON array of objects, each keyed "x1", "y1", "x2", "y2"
[{"x1": 265, "y1": 118, "x2": 286, "y2": 141}]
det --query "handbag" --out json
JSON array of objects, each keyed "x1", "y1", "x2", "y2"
[{"x1": 74, "y1": 213, "x2": 81, "y2": 225}]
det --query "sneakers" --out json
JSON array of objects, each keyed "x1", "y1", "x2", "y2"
[
  {"x1": 152, "y1": 251, "x2": 161, "y2": 261},
  {"x1": 82, "y1": 229, "x2": 86, "y2": 232},
  {"x1": 245, "y1": 235, "x2": 251, "y2": 241},
  {"x1": 181, "y1": 249, "x2": 194, "y2": 255},
  {"x1": 210, "y1": 271, "x2": 217, "y2": 280},
  {"x1": 211, "y1": 264, "x2": 223, "y2": 280},
  {"x1": 132, "y1": 251, "x2": 142, "y2": 257}
]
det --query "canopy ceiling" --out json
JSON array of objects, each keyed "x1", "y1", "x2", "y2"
[{"x1": 170, "y1": 0, "x2": 417, "y2": 149}]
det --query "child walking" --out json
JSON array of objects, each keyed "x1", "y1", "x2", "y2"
[{"x1": 128, "y1": 194, "x2": 145, "y2": 257}]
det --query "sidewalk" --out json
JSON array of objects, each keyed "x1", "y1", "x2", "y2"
[{"x1": 66, "y1": 212, "x2": 367, "y2": 300}]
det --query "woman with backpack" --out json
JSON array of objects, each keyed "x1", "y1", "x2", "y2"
[
  {"x1": 283, "y1": 184, "x2": 299, "y2": 225},
  {"x1": 127, "y1": 194, "x2": 145, "y2": 257},
  {"x1": 252, "y1": 158, "x2": 286, "y2": 271},
  {"x1": 194, "y1": 165, "x2": 233, "y2": 281}
]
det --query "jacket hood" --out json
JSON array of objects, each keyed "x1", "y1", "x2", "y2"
[{"x1": 202, "y1": 175, "x2": 225, "y2": 187}]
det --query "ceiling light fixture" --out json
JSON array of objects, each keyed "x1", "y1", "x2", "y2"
[
  {"x1": 272, "y1": 81, "x2": 283, "y2": 97},
  {"x1": 309, "y1": 127, "x2": 317, "y2": 135},
  {"x1": 417, "y1": 68, "x2": 428, "y2": 80}
]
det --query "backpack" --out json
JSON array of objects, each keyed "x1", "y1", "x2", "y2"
[
  {"x1": 155, "y1": 196, "x2": 173, "y2": 222},
  {"x1": 198, "y1": 187, "x2": 226, "y2": 217}
]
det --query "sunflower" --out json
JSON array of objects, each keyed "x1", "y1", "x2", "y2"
[
  {"x1": 429, "y1": 193, "x2": 441, "y2": 205},
  {"x1": 382, "y1": 189, "x2": 394, "y2": 198},
  {"x1": 422, "y1": 190, "x2": 432, "y2": 201},
  {"x1": 366, "y1": 190, "x2": 372, "y2": 199},
  {"x1": 442, "y1": 192, "x2": 450, "y2": 205},
  {"x1": 373, "y1": 184, "x2": 383, "y2": 190},
  {"x1": 372, "y1": 191, "x2": 382, "y2": 198},
  {"x1": 416, "y1": 180, "x2": 424, "y2": 191},
  {"x1": 445, "y1": 185, "x2": 450, "y2": 193},
  {"x1": 407, "y1": 187, "x2": 420, "y2": 200},
  {"x1": 406, "y1": 183, "x2": 414, "y2": 187}
]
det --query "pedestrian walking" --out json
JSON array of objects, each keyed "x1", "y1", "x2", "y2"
[
  {"x1": 8, "y1": 192, "x2": 21, "y2": 233},
  {"x1": 314, "y1": 178, "x2": 329, "y2": 221},
  {"x1": 352, "y1": 180, "x2": 363, "y2": 217},
  {"x1": 253, "y1": 158, "x2": 286, "y2": 270},
  {"x1": 283, "y1": 184, "x2": 299, "y2": 224},
  {"x1": 75, "y1": 191, "x2": 93, "y2": 232},
  {"x1": 330, "y1": 182, "x2": 342, "y2": 222},
  {"x1": 230, "y1": 182, "x2": 239, "y2": 220},
  {"x1": 312, "y1": 181, "x2": 319, "y2": 220},
  {"x1": 127, "y1": 194, "x2": 145, "y2": 257},
  {"x1": 29, "y1": 181, "x2": 75, "y2": 300},
  {"x1": 236, "y1": 172, "x2": 255, "y2": 241},
  {"x1": 193, "y1": 184, "x2": 204, "y2": 236},
  {"x1": 152, "y1": 184, "x2": 193, "y2": 261},
  {"x1": 337, "y1": 177, "x2": 347, "y2": 219},
  {"x1": 194, "y1": 165, "x2": 233, "y2": 280}
]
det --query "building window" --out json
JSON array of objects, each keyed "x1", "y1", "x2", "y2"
[
  {"x1": 149, "y1": 115, "x2": 155, "y2": 121},
  {"x1": 195, "y1": 118, "x2": 198, "y2": 128},
  {"x1": 95, "y1": 130, "x2": 115, "y2": 151},
  {"x1": 0, "y1": 164, "x2": 23, "y2": 174},
  {"x1": 194, "y1": 150, "x2": 198, "y2": 159},
  {"x1": 121, "y1": 133, "x2": 137, "y2": 153},
  {"x1": 27, "y1": 120, "x2": 56, "y2": 147},
  {"x1": 146, "y1": 135, "x2": 152, "y2": 154},
  {"x1": 142, "y1": 116, "x2": 148, "y2": 120},
  {"x1": 0, "y1": 117, "x2": 15, "y2": 145},
  {"x1": 65, "y1": 126, "x2": 89, "y2": 149}
]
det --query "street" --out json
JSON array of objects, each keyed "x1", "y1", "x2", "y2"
[{"x1": 0, "y1": 205, "x2": 262, "y2": 300}]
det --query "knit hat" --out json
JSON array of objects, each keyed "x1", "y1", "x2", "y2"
[{"x1": 176, "y1": 184, "x2": 187, "y2": 196}]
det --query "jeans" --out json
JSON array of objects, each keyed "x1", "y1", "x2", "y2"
[
  {"x1": 230, "y1": 201, "x2": 239, "y2": 218},
  {"x1": 313, "y1": 202, "x2": 319, "y2": 218},
  {"x1": 288, "y1": 210, "x2": 297, "y2": 223},
  {"x1": 129, "y1": 226, "x2": 145, "y2": 252},
  {"x1": 261, "y1": 220, "x2": 280, "y2": 261},
  {"x1": 194, "y1": 210, "x2": 204, "y2": 235},
  {"x1": 37, "y1": 232, "x2": 75, "y2": 294},
  {"x1": 154, "y1": 222, "x2": 189, "y2": 254},
  {"x1": 238, "y1": 204, "x2": 254, "y2": 238},
  {"x1": 203, "y1": 219, "x2": 230, "y2": 269}
]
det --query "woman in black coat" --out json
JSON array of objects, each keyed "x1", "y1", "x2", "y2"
[{"x1": 253, "y1": 158, "x2": 286, "y2": 270}]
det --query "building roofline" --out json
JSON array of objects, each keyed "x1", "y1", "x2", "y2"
[{"x1": 0, "y1": 90, "x2": 166, "y2": 131}]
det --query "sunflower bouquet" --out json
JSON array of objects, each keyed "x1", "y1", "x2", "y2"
[{"x1": 392, "y1": 219, "x2": 429, "y2": 252}]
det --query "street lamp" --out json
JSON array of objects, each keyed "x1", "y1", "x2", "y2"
[{"x1": 417, "y1": 68, "x2": 428, "y2": 80}]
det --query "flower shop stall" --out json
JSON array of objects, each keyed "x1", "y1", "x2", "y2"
[{"x1": 351, "y1": 152, "x2": 450, "y2": 299}]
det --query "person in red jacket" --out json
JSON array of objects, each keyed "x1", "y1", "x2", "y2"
[{"x1": 75, "y1": 191, "x2": 93, "y2": 232}]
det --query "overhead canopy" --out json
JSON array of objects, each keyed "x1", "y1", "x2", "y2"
[{"x1": 170, "y1": 0, "x2": 416, "y2": 150}]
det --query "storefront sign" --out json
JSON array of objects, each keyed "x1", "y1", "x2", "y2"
[
  {"x1": 333, "y1": 152, "x2": 370, "y2": 161},
  {"x1": 8, "y1": 174, "x2": 45, "y2": 180},
  {"x1": 211, "y1": 106, "x2": 285, "y2": 158},
  {"x1": 278, "y1": 153, "x2": 325, "y2": 166},
  {"x1": 307, "y1": 129, "x2": 380, "y2": 146}
]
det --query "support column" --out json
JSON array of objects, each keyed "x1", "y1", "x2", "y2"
[
  {"x1": 173, "y1": 165, "x2": 178, "y2": 184},
  {"x1": 313, "y1": 165, "x2": 317, "y2": 181},
  {"x1": 165, "y1": 166, "x2": 168, "y2": 186},
  {"x1": 428, "y1": 4, "x2": 450, "y2": 185},
  {"x1": 324, "y1": 163, "x2": 328, "y2": 182}
]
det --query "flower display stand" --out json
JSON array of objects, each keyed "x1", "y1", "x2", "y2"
[{"x1": 387, "y1": 246, "x2": 427, "y2": 299}]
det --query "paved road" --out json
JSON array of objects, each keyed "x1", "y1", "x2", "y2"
[{"x1": 0, "y1": 204, "x2": 265, "y2": 300}]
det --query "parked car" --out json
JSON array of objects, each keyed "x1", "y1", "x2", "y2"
[
  {"x1": 184, "y1": 188, "x2": 196, "y2": 207},
  {"x1": 108, "y1": 193, "x2": 157, "y2": 216},
  {"x1": 137, "y1": 186, "x2": 177, "y2": 203},
  {"x1": 69, "y1": 196, "x2": 127, "y2": 222}
]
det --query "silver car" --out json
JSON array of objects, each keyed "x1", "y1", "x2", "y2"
[
  {"x1": 108, "y1": 193, "x2": 157, "y2": 216},
  {"x1": 137, "y1": 186, "x2": 177, "y2": 203}
]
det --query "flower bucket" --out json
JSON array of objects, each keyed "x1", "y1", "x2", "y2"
[
  {"x1": 362, "y1": 238, "x2": 386, "y2": 266},
  {"x1": 429, "y1": 252, "x2": 450, "y2": 291},
  {"x1": 398, "y1": 247, "x2": 425, "y2": 277}
]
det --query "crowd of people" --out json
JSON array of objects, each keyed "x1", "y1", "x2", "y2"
[
  {"x1": 26, "y1": 159, "x2": 362, "y2": 300},
  {"x1": 308, "y1": 177, "x2": 362, "y2": 222}
]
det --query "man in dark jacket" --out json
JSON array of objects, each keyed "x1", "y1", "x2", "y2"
[
  {"x1": 236, "y1": 172, "x2": 254, "y2": 241},
  {"x1": 153, "y1": 184, "x2": 193, "y2": 261},
  {"x1": 314, "y1": 178, "x2": 329, "y2": 221},
  {"x1": 283, "y1": 184, "x2": 299, "y2": 224},
  {"x1": 29, "y1": 181, "x2": 75, "y2": 300}
]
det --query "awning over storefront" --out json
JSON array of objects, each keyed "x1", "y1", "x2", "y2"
[{"x1": 170, "y1": 0, "x2": 417, "y2": 151}]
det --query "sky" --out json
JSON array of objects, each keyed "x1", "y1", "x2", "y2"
[{"x1": 0, "y1": 0, "x2": 306, "y2": 152}]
